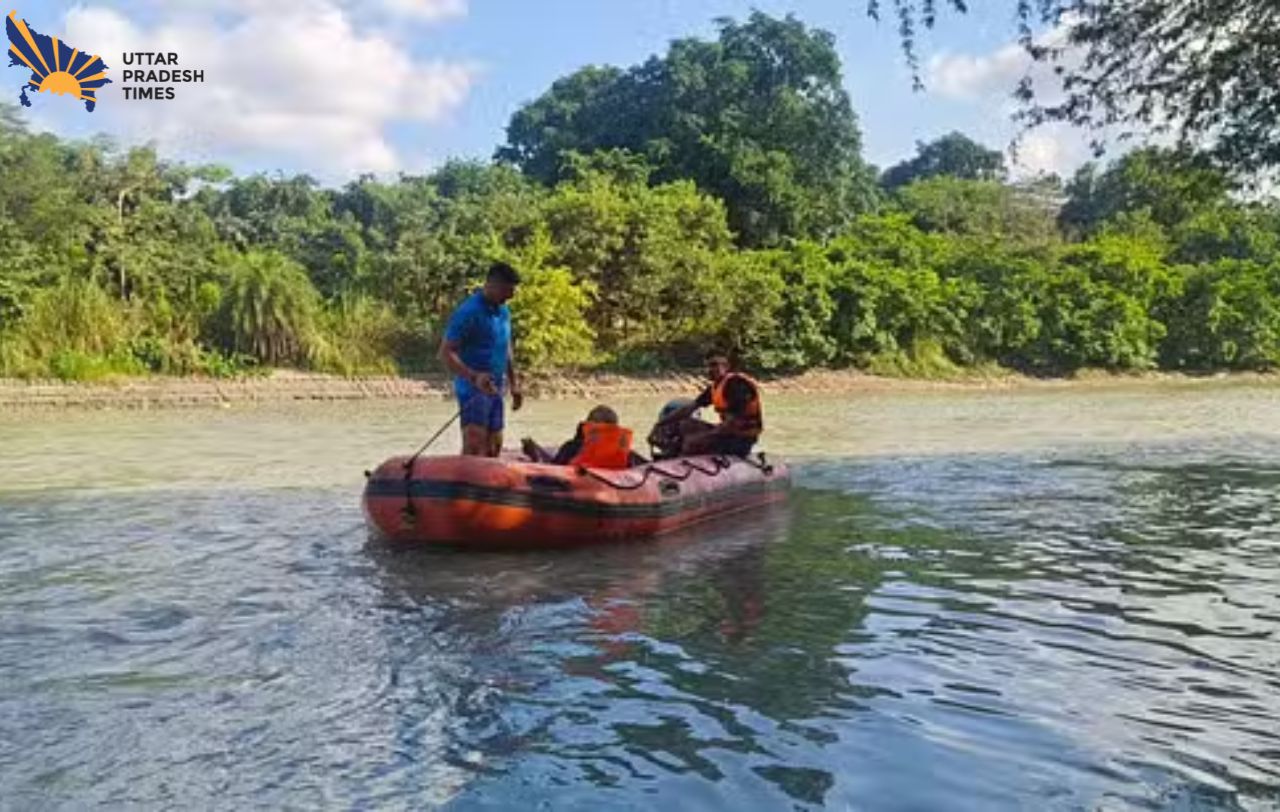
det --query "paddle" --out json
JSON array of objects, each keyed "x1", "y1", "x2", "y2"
[{"x1": 399, "y1": 397, "x2": 472, "y2": 526}]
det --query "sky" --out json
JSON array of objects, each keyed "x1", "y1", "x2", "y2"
[{"x1": 7, "y1": 0, "x2": 1098, "y2": 185}]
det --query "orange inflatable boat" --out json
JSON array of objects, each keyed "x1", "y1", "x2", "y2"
[{"x1": 363, "y1": 452, "x2": 790, "y2": 547}]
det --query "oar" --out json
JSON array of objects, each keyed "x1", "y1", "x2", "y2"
[
  {"x1": 405, "y1": 406, "x2": 464, "y2": 471},
  {"x1": 400, "y1": 398, "x2": 471, "y2": 525}
]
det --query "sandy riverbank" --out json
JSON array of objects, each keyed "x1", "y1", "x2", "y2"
[{"x1": 0, "y1": 368, "x2": 1274, "y2": 410}]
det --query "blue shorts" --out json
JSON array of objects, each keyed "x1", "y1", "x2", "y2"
[{"x1": 458, "y1": 388, "x2": 505, "y2": 433}]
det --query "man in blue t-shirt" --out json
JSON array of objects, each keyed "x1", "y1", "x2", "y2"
[{"x1": 438, "y1": 262, "x2": 524, "y2": 456}]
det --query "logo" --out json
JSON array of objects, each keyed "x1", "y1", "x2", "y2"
[{"x1": 6, "y1": 9, "x2": 110, "y2": 112}]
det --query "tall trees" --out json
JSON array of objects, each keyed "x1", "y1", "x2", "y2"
[
  {"x1": 881, "y1": 132, "x2": 1007, "y2": 190},
  {"x1": 1059, "y1": 148, "x2": 1233, "y2": 236},
  {"x1": 499, "y1": 13, "x2": 879, "y2": 246}
]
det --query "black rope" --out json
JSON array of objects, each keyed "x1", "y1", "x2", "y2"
[
  {"x1": 682, "y1": 457, "x2": 730, "y2": 477},
  {"x1": 737, "y1": 451, "x2": 775, "y2": 476},
  {"x1": 575, "y1": 462, "x2": 691, "y2": 491},
  {"x1": 577, "y1": 456, "x2": 738, "y2": 491}
]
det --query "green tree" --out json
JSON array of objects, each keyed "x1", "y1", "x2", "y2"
[
  {"x1": 1022, "y1": 237, "x2": 1171, "y2": 372},
  {"x1": 502, "y1": 227, "x2": 598, "y2": 370},
  {"x1": 881, "y1": 131, "x2": 1007, "y2": 190},
  {"x1": 734, "y1": 243, "x2": 835, "y2": 370},
  {"x1": 498, "y1": 66, "x2": 627, "y2": 185},
  {"x1": 499, "y1": 12, "x2": 879, "y2": 246},
  {"x1": 895, "y1": 176, "x2": 1058, "y2": 243},
  {"x1": 1059, "y1": 148, "x2": 1233, "y2": 236},
  {"x1": 824, "y1": 217, "x2": 968, "y2": 366},
  {"x1": 541, "y1": 160, "x2": 735, "y2": 356},
  {"x1": 940, "y1": 243, "x2": 1046, "y2": 367},
  {"x1": 382, "y1": 161, "x2": 545, "y2": 328},
  {"x1": 1170, "y1": 205, "x2": 1280, "y2": 265}
]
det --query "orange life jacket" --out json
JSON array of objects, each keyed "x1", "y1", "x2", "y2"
[
  {"x1": 711, "y1": 373, "x2": 763, "y2": 440},
  {"x1": 570, "y1": 422, "x2": 634, "y2": 470}
]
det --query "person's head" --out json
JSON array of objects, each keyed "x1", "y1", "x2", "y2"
[
  {"x1": 705, "y1": 349, "x2": 732, "y2": 383},
  {"x1": 586, "y1": 405, "x2": 619, "y2": 425},
  {"x1": 482, "y1": 262, "x2": 520, "y2": 305}
]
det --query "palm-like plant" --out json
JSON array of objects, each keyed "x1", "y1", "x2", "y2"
[{"x1": 219, "y1": 250, "x2": 320, "y2": 365}]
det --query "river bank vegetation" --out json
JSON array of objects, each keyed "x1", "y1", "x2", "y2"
[{"x1": 2, "y1": 13, "x2": 1279, "y2": 382}]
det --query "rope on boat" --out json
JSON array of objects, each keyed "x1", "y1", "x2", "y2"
[
  {"x1": 576, "y1": 455, "x2": 739, "y2": 491},
  {"x1": 738, "y1": 452, "x2": 775, "y2": 476}
]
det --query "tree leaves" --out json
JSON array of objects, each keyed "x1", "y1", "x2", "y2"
[
  {"x1": 498, "y1": 12, "x2": 879, "y2": 247},
  {"x1": 872, "y1": 0, "x2": 1280, "y2": 177}
]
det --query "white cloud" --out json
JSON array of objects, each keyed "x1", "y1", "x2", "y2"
[
  {"x1": 926, "y1": 43, "x2": 1029, "y2": 102},
  {"x1": 61, "y1": 3, "x2": 477, "y2": 179},
  {"x1": 1010, "y1": 127, "x2": 1090, "y2": 179},
  {"x1": 377, "y1": 0, "x2": 468, "y2": 23},
  {"x1": 921, "y1": 23, "x2": 1106, "y2": 179},
  {"x1": 925, "y1": 21, "x2": 1074, "y2": 105}
]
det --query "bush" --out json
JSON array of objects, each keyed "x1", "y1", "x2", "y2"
[
  {"x1": 866, "y1": 338, "x2": 989, "y2": 379},
  {"x1": 48, "y1": 348, "x2": 147, "y2": 381},
  {"x1": 504, "y1": 228, "x2": 599, "y2": 370},
  {"x1": 1159, "y1": 261, "x2": 1280, "y2": 370},
  {"x1": 309, "y1": 296, "x2": 403, "y2": 375}
]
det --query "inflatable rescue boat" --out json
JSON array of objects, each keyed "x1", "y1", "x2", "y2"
[{"x1": 363, "y1": 452, "x2": 790, "y2": 547}]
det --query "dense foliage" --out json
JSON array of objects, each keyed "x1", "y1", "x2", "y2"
[
  {"x1": 881, "y1": 132, "x2": 1006, "y2": 190},
  {"x1": 2, "y1": 12, "x2": 1279, "y2": 381},
  {"x1": 497, "y1": 13, "x2": 880, "y2": 248}
]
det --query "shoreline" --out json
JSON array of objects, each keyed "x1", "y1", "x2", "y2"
[{"x1": 1, "y1": 368, "x2": 1276, "y2": 411}]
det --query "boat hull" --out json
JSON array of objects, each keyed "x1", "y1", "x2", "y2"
[{"x1": 363, "y1": 453, "x2": 791, "y2": 548}]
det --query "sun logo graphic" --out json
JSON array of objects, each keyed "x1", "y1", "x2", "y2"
[{"x1": 6, "y1": 9, "x2": 111, "y2": 112}]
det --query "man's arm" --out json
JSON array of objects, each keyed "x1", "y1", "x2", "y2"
[
  {"x1": 438, "y1": 338, "x2": 470, "y2": 379},
  {"x1": 439, "y1": 338, "x2": 495, "y2": 393},
  {"x1": 656, "y1": 387, "x2": 712, "y2": 427}
]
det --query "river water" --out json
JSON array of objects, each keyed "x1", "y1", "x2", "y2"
[{"x1": 1, "y1": 383, "x2": 1278, "y2": 810}]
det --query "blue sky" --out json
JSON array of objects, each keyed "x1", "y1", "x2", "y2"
[{"x1": 9, "y1": 1, "x2": 1087, "y2": 182}]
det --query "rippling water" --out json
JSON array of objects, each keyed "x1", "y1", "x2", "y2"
[{"x1": 2, "y1": 384, "x2": 1279, "y2": 810}]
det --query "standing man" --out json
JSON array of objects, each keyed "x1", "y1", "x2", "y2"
[
  {"x1": 438, "y1": 262, "x2": 524, "y2": 456},
  {"x1": 651, "y1": 349, "x2": 764, "y2": 458}
]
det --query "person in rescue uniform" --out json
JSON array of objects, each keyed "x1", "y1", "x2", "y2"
[
  {"x1": 651, "y1": 349, "x2": 763, "y2": 458},
  {"x1": 520, "y1": 405, "x2": 647, "y2": 469}
]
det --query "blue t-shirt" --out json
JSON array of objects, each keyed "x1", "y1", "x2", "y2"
[{"x1": 444, "y1": 290, "x2": 511, "y2": 397}]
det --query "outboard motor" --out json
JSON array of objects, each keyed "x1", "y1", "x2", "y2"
[{"x1": 649, "y1": 398, "x2": 700, "y2": 460}]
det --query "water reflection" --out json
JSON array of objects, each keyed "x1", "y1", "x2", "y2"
[
  {"x1": 366, "y1": 505, "x2": 831, "y2": 803},
  {"x1": 365, "y1": 490, "x2": 1032, "y2": 809}
]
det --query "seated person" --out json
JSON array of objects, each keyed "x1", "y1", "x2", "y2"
[
  {"x1": 521, "y1": 405, "x2": 647, "y2": 469},
  {"x1": 651, "y1": 350, "x2": 764, "y2": 458}
]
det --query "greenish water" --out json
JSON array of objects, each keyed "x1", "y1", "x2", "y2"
[{"x1": 2, "y1": 385, "x2": 1279, "y2": 809}]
